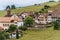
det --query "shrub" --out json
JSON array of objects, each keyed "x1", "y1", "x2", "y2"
[
  {"x1": 4, "y1": 32, "x2": 10, "y2": 39},
  {"x1": 0, "y1": 34, "x2": 6, "y2": 40},
  {"x1": 7, "y1": 24, "x2": 17, "y2": 32},
  {"x1": 44, "y1": 5, "x2": 50, "y2": 9},
  {"x1": 24, "y1": 16, "x2": 34, "y2": 27},
  {"x1": 19, "y1": 26, "x2": 27, "y2": 31},
  {"x1": 0, "y1": 32, "x2": 9, "y2": 40},
  {"x1": 53, "y1": 20, "x2": 60, "y2": 30},
  {"x1": 16, "y1": 29, "x2": 19, "y2": 39}
]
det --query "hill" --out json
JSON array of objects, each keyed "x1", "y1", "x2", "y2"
[
  {"x1": 0, "y1": 2, "x2": 59, "y2": 17},
  {"x1": 10, "y1": 27, "x2": 60, "y2": 40}
]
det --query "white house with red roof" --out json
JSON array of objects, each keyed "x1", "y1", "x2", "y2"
[
  {"x1": 0, "y1": 8, "x2": 24, "y2": 30},
  {"x1": 0, "y1": 14, "x2": 24, "y2": 30}
]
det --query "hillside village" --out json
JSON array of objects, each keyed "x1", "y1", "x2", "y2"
[
  {"x1": 1, "y1": 7, "x2": 60, "y2": 31},
  {"x1": 1, "y1": 1, "x2": 60, "y2": 40}
]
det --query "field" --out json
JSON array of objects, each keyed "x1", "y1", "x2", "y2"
[
  {"x1": 10, "y1": 27, "x2": 60, "y2": 40},
  {"x1": 0, "y1": 2, "x2": 59, "y2": 17},
  {"x1": 16, "y1": 27, "x2": 60, "y2": 40}
]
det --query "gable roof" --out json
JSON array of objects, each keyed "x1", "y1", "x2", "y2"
[
  {"x1": 0, "y1": 17, "x2": 11, "y2": 23},
  {"x1": 0, "y1": 15, "x2": 22, "y2": 23}
]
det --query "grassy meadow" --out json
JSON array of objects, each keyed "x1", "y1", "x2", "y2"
[
  {"x1": 19, "y1": 27, "x2": 60, "y2": 40},
  {"x1": 9, "y1": 27, "x2": 60, "y2": 40},
  {"x1": 0, "y1": 2, "x2": 59, "y2": 17}
]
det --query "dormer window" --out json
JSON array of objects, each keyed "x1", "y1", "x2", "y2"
[
  {"x1": 14, "y1": 21, "x2": 17, "y2": 25},
  {"x1": 11, "y1": 20, "x2": 14, "y2": 22},
  {"x1": 49, "y1": 14, "x2": 52, "y2": 16},
  {"x1": 15, "y1": 22, "x2": 17, "y2": 24}
]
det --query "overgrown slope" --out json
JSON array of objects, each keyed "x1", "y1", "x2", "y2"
[{"x1": 0, "y1": 2, "x2": 59, "y2": 17}]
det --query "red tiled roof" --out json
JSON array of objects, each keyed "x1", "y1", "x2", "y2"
[
  {"x1": 0, "y1": 17, "x2": 11, "y2": 23},
  {"x1": 0, "y1": 16, "x2": 22, "y2": 23}
]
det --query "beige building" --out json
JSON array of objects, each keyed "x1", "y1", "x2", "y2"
[
  {"x1": 0, "y1": 15, "x2": 23, "y2": 30},
  {"x1": 0, "y1": 8, "x2": 23, "y2": 30}
]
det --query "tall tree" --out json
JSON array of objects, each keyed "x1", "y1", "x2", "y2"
[
  {"x1": 16, "y1": 29, "x2": 19, "y2": 39},
  {"x1": 44, "y1": 5, "x2": 50, "y2": 9},
  {"x1": 58, "y1": 0, "x2": 60, "y2": 2},
  {"x1": 6, "y1": 5, "x2": 10, "y2": 10},
  {"x1": 53, "y1": 20, "x2": 60, "y2": 30},
  {"x1": 24, "y1": 16, "x2": 34, "y2": 27},
  {"x1": 49, "y1": 0, "x2": 55, "y2": 2},
  {"x1": 0, "y1": 32, "x2": 9, "y2": 40},
  {"x1": 7, "y1": 24, "x2": 17, "y2": 32},
  {"x1": 11, "y1": 5, "x2": 16, "y2": 9}
]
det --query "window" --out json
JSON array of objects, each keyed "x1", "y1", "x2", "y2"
[
  {"x1": 3, "y1": 24, "x2": 9, "y2": 26},
  {"x1": 13, "y1": 33, "x2": 16, "y2": 35},
  {"x1": 49, "y1": 14, "x2": 52, "y2": 16},
  {"x1": 38, "y1": 19, "x2": 40, "y2": 21},
  {"x1": 15, "y1": 22, "x2": 17, "y2": 24},
  {"x1": 3, "y1": 24, "x2": 4, "y2": 26},
  {"x1": 11, "y1": 20, "x2": 14, "y2": 22}
]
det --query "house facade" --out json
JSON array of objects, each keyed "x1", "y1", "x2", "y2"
[
  {"x1": 0, "y1": 15, "x2": 23, "y2": 30},
  {"x1": 0, "y1": 8, "x2": 60, "y2": 30},
  {"x1": 37, "y1": 9, "x2": 60, "y2": 24},
  {"x1": 0, "y1": 9, "x2": 24, "y2": 30}
]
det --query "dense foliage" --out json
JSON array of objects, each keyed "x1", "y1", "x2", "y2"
[
  {"x1": 16, "y1": 29, "x2": 19, "y2": 39},
  {"x1": 6, "y1": 5, "x2": 10, "y2": 10},
  {"x1": 24, "y1": 16, "x2": 34, "y2": 27},
  {"x1": 7, "y1": 24, "x2": 17, "y2": 32},
  {"x1": 0, "y1": 32, "x2": 9, "y2": 40},
  {"x1": 53, "y1": 20, "x2": 60, "y2": 30},
  {"x1": 11, "y1": 5, "x2": 16, "y2": 9},
  {"x1": 19, "y1": 26, "x2": 27, "y2": 31},
  {"x1": 39, "y1": 5, "x2": 50, "y2": 13}
]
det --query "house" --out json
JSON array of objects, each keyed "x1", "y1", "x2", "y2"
[
  {"x1": 37, "y1": 12, "x2": 52, "y2": 24},
  {"x1": 21, "y1": 11, "x2": 36, "y2": 19},
  {"x1": 0, "y1": 14, "x2": 23, "y2": 30},
  {"x1": 37, "y1": 9, "x2": 60, "y2": 24},
  {"x1": 21, "y1": 12, "x2": 30, "y2": 19},
  {"x1": 46, "y1": 9, "x2": 60, "y2": 22},
  {"x1": 10, "y1": 30, "x2": 22, "y2": 38},
  {"x1": 38, "y1": 14, "x2": 47, "y2": 24},
  {"x1": 0, "y1": 8, "x2": 24, "y2": 30}
]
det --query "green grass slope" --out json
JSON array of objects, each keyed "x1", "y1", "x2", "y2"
[
  {"x1": 0, "y1": 11, "x2": 6, "y2": 17},
  {"x1": 0, "y1": 2, "x2": 59, "y2": 17},
  {"x1": 11, "y1": 27, "x2": 60, "y2": 40},
  {"x1": 18, "y1": 27, "x2": 60, "y2": 40}
]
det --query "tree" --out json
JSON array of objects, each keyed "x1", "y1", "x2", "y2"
[
  {"x1": 24, "y1": 16, "x2": 34, "y2": 27},
  {"x1": 44, "y1": 9, "x2": 48, "y2": 13},
  {"x1": 44, "y1": 5, "x2": 50, "y2": 9},
  {"x1": 7, "y1": 24, "x2": 17, "y2": 32},
  {"x1": 39, "y1": 10, "x2": 43, "y2": 13},
  {"x1": 16, "y1": 29, "x2": 19, "y2": 39},
  {"x1": 6, "y1": 5, "x2": 10, "y2": 10},
  {"x1": 0, "y1": 32, "x2": 9, "y2": 40},
  {"x1": 34, "y1": 4, "x2": 37, "y2": 6},
  {"x1": 11, "y1": 5, "x2": 16, "y2": 9},
  {"x1": 0, "y1": 32, "x2": 6, "y2": 40},
  {"x1": 19, "y1": 26, "x2": 27, "y2": 31},
  {"x1": 49, "y1": 0, "x2": 55, "y2": 2},
  {"x1": 53, "y1": 20, "x2": 60, "y2": 30},
  {"x1": 39, "y1": 8, "x2": 48, "y2": 13},
  {"x1": 58, "y1": 0, "x2": 60, "y2": 2},
  {"x1": 0, "y1": 34, "x2": 6, "y2": 40},
  {"x1": 3, "y1": 32, "x2": 10, "y2": 39}
]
